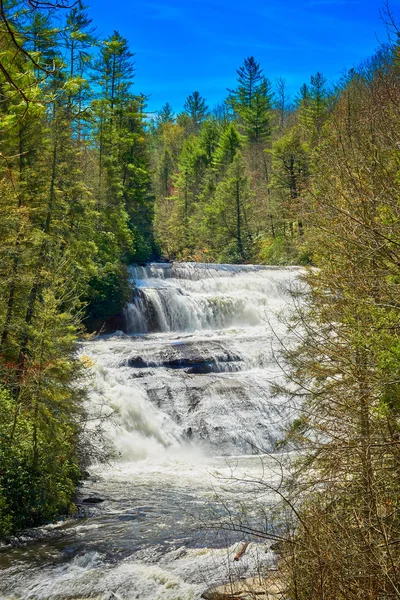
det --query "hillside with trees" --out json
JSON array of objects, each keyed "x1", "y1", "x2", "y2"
[
  {"x1": 271, "y1": 43, "x2": 400, "y2": 599},
  {"x1": 150, "y1": 56, "x2": 321, "y2": 265}
]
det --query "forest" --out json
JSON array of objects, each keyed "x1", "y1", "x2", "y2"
[{"x1": 2, "y1": 0, "x2": 400, "y2": 598}]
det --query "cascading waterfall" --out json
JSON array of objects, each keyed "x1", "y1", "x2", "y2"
[
  {"x1": 94, "y1": 262, "x2": 299, "y2": 457},
  {"x1": 124, "y1": 263, "x2": 296, "y2": 334},
  {"x1": 0, "y1": 262, "x2": 300, "y2": 600}
]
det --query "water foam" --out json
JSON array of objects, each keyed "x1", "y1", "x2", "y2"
[
  {"x1": 0, "y1": 262, "x2": 300, "y2": 600},
  {"x1": 125, "y1": 263, "x2": 297, "y2": 334}
]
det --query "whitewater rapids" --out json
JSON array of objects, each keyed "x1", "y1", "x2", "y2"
[{"x1": 0, "y1": 263, "x2": 300, "y2": 600}]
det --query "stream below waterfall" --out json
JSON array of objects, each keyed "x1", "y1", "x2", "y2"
[{"x1": 0, "y1": 263, "x2": 300, "y2": 600}]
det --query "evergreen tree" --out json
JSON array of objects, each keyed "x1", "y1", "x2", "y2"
[
  {"x1": 62, "y1": 5, "x2": 96, "y2": 135},
  {"x1": 0, "y1": 4, "x2": 99, "y2": 534},
  {"x1": 165, "y1": 135, "x2": 208, "y2": 257},
  {"x1": 213, "y1": 122, "x2": 244, "y2": 169},
  {"x1": 298, "y1": 72, "x2": 329, "y2": 140},
  {"x1": 228, "y1": 56, "x2": 273, "y2": 142},
  {"x1": 152, "y1": 121, "x2": 186, "y2": 257},
  {"x1": 64, "y1": 6, "x2": 95, "y2": 79},
  {"x1": 269, "y1": 126, "x2": 309, "y2": 236},
  {"x1": 156, "y1": 102, "x2": 175, "y2": 125},
  {"x1": 183, "y1": 91, "x2": 209, "y2": 132},
  {"x1": 198, "y1": 119, "x2": 221, "y2": 163}
]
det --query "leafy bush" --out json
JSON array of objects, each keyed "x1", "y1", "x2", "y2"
[
  {"x1": 84, "y1": 263, "x2": 131, "y2": 331},
  {"x1": 255, "y1": 234, "x2": 312, "y2": 266},
  {"x1": 0, "y1": 385, "x2": 81, "y2": 536}
]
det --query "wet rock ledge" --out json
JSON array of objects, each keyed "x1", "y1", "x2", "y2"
[
  {"x1": 126, "y1": 339, "x2": 242, "y2": 374},
  {"x1": 202, "y1": 575, "x2": 283, "y2": 599}
]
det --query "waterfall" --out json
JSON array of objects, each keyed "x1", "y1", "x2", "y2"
[
  {"x1": 0, "y1": 262, "x2": 301, "y2": 600},
  {"x1": 85, "y1": 262, "x2": 299, "y2": 458},
  {"x1": 124, "y1": 262, "x2": 298, "y2": 334}
]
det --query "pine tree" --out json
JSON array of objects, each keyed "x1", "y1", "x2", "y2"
[
  {"x1": 0, "y1": 4, "x2": 98, "y2": 534},
  {"x1": 62, "y1": 5, "x2": 96, "y2": 136},
  {"x1": 198, "y1": 119, "x2": 221, "y2": 163},
  {"x1": 213, "y1": 122, "x2": 244, "y2": 169},
  {"x1": 228, "y1": 56, "x2": 273, "y2": 142},
  {"x1": 165, "y1": 135, "x2": 209, "y2": 258},
  {"x1": 183, "y1": 91, "x2": 209, "y2": 133},
  {"x1": 298, "y1": 72, "x2": 329, "y2": 141},
  {"x1": 156, "y1": 102, "x2": 175, "y2": 125}
]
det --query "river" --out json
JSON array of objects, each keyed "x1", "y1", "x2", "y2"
[{"x1": 0, "y1": 263, "x2": 299, "y2": 600}]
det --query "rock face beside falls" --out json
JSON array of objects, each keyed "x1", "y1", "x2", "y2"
[{"x1": 134, "y1": 366, "x2": 284, "y2": 455}]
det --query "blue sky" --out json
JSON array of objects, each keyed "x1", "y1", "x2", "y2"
[{"x1": 87, "y1": 0, "x2": 400, "y2": 114}]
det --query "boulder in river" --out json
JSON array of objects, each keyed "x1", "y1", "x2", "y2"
[
  {"x1": 80, "y1": 497, "x2": 105, "y2": 505},
  {"x1": 201, "y1": 576, "x2": 283, "y2": 599}
]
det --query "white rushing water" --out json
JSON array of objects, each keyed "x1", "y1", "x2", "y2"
[{"x1": 0, "y1": 263, "x2": 300, "y2": 600}]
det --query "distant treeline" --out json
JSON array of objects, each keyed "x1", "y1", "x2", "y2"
[{"x1": 151, "y1": 59, "x2": 326, "y2": 265}]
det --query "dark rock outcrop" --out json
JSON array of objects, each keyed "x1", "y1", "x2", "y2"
[{"x1": 126, "y1": 340, "x2": 242, "y2": 374}]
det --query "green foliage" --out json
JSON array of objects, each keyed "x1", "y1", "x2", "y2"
[
  {"x1": 0, "y1": 4, "x2": 155, "y2": 537},
  {"x1": 0, "y1": 386, "x2": 80, "y2": 535},
  {"x1": 274, "y1": 49, "x2": 400, "y2": 600},
  {"x1": 152, "y1": 57, "x2": 313, "y2": 264},
  {"x1": 156, "y1": 102, "x2": 175, "y2": 125},
  {"x1": 205, "y1": 152, "x2": 252, "y2": 261},
  {"x1": 4, "y1": 0, "x2": 395, "y2": 553},
  {"x1": 269, "y1": 127, "x2": 309, "y2": 195},
  {"x1": 298, "y1": 72, "x2": 329, "y2": 140},
  {"x1": 213, "y1": 123, "x2": 244, "y2": 168},
  {"x1": 85, "y1": 263, "x2": 131, "y2": 329},
  {"x1": 256, "y1": 234, "x2": 310, "y2": 265}
]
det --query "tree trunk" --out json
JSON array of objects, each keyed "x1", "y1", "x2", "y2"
[{"x1": 236, "y1": 179, "x2": 244, "y2": 259}]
